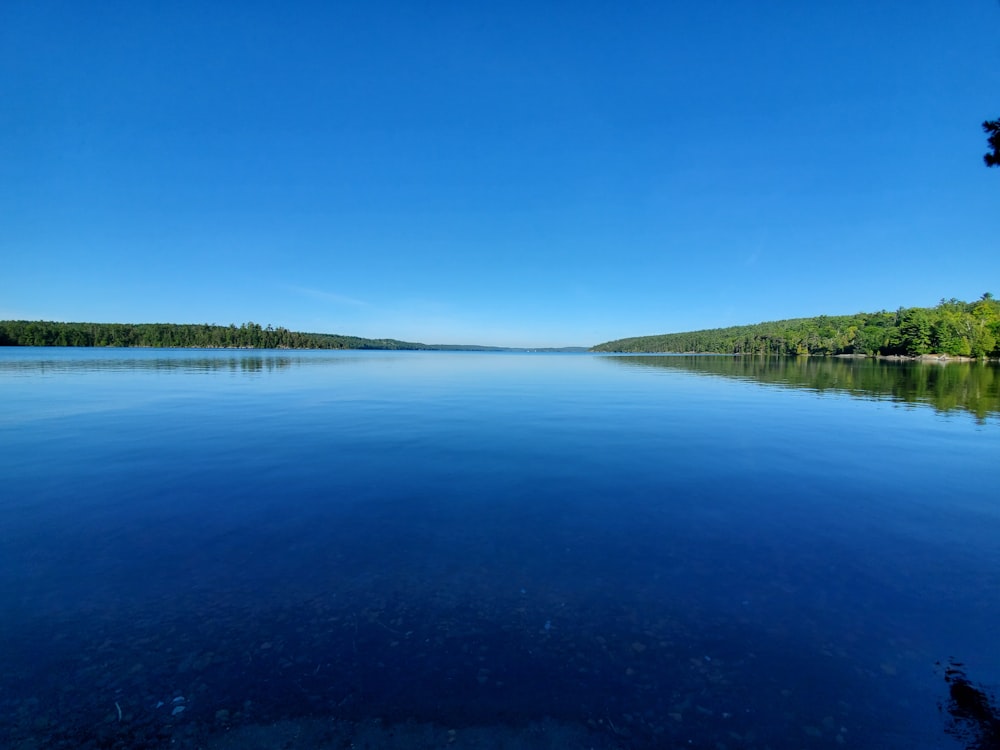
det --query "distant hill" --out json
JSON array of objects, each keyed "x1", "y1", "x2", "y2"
[{"x1": 591, "y1": 295, "x2": 1000, "y2": 358}]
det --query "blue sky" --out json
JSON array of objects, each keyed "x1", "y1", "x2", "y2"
[{"x1": 2, "y1": 1, "x2": 998, "y2": 347}]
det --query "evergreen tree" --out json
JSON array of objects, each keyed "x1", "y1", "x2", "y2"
[{"x1": 984, "y1": 119, "x2": 1000, "y2": 167}]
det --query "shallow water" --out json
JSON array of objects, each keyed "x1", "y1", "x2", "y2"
[{"x1": 1, "y1": 349, "x2": 998, "y2": 749}]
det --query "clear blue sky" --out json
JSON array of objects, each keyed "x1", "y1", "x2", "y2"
[{"x1": 2, "y1": 1, "x2": 998, "y2": 347}]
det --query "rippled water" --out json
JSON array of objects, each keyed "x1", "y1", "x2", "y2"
[{"x1": 1, "y1": 349, "x2": 998, "y2": 749}]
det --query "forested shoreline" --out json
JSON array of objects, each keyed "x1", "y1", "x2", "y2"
[
  {"x1": 5, "y1": 295, "x2": 1000, "y2": 356},
  {"x1": 0, "y1": 321, "x2": 430, "y2": 350},
  {"x1": 593, "y1": 295, "x2": 1000, "y2": 358}
]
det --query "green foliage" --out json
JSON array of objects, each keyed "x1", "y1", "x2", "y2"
[
  {"x1": 985, "y1": 119, "x2": 1000, "y2": 167},
  {"x1": 899, "y1": 308, "x2": 932, "y2": 355},
  {"x1": 0, "y1": 321, "x2": 432, "y2": 350},
  {"x1": 592, "y1": 295, "x2": 1000, "y2": 358}
]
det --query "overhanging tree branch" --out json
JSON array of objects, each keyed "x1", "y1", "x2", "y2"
[{"x1": 984, "y1": 119, "x2": 1000, "y2": 167}]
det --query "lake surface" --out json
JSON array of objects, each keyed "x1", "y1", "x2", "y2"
[{"x1": 1, "y1": 349, "x2": 998, "y2": 749}]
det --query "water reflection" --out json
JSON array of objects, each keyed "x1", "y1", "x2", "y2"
[
  {"x1": 605, "y1": 355, "x2": 1000, "y2": 422},
  {"x1": 0, "y1": 350, "x2": 398, "y2": 376},
  {"x1": 0, "y1": 354, "x2": 290, "y2": 374},
  {"x1": 941, "y1": 662, "x2": 1000, "y2": 750}
]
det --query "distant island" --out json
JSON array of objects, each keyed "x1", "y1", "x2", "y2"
[
  {"x1": 592, "y1": 295, "x2": 1000, "y2": 359},
  {"x1": 0, "y1": 320, "x2": 586, "y2": 352}
]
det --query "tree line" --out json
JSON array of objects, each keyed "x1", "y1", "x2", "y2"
[
  {"x1": 593, "y1": 295, "x2": 1000, "y2": 358},
  {"x1": 0, "y1": 321, "x2": 428, "y2": 350}
]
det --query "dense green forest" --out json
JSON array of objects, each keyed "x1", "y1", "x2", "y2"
[
  {"x1": 0, "y1": 320, "x2": 590, "y2": 351},
  {"x1": 593, "y1": 295, "x2": 1000, "y2": 358},
  {"x1": 0, "y1": 321, "x2": 434, "y2": 350}
]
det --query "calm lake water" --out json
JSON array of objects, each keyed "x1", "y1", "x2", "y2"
[{"x1": 1, "y1": 349, "x2": 998, "y2": 749}]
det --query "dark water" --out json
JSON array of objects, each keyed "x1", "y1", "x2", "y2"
[{"x1": 1, "y1": 349, "x2": 998, "y2": 749}]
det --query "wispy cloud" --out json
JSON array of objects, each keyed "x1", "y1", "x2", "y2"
[{"x1": 283, "y1": 285, "x2": 369, "y2": 307}]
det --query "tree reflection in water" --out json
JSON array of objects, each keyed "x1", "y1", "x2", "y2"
[
  {"x1": 605, "y1": 355, "x2": 1000, "y2": 423},
  {"x1": 941, "y1": 661, "x2": 1000, "y2": 750}
]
